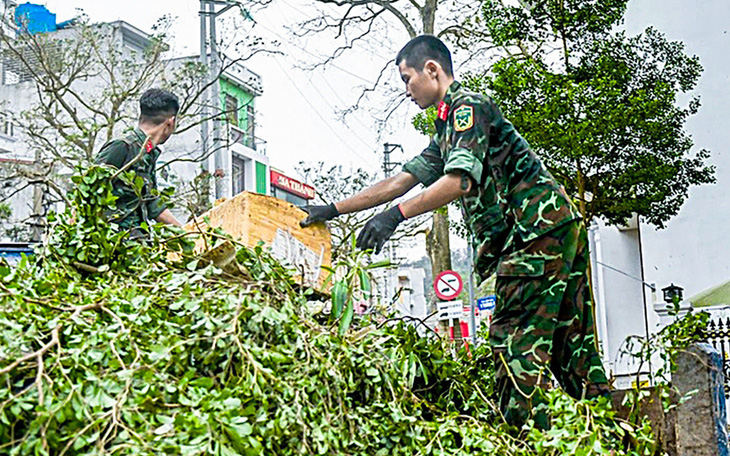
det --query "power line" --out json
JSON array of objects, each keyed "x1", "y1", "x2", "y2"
[
  {"x1": 270, "y1": 55, "x2": 378, "y2": 171},
  {"x1": 254, "y1": 17, "x2": 378, "y2": 85},
  {"x1": 277, "y1": 0, "x2": 393, "y2": 62},
  {"x1": 300, "y1": 71, "x2": 377, "y2": 151},
  {"x1": 302, "y1": 66, "x2": 386, "y2": 140},
  {"x1": 252, "y1": 6, "x2": 407, "y2": 172},
  {"x1": 262, "y1": 17, "x2": 378, "y2": 148},
  {"x1": 256, "y1": 7, "x2": 382, "y2": 169},
  {"x1": 596, "y1": 260, "x2": 656, "y2": 291}
]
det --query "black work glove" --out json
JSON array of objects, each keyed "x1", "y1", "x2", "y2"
[
  {"x1": 300, "y1": 203, "x2": 339, "y2": 227},
  {"x1": 356, "y1": 205, "x2": 405, "y2": 254}
]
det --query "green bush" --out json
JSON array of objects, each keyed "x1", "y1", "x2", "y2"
[{"x1": 0, "y1": 166, "x2": 657, "y2": 455}]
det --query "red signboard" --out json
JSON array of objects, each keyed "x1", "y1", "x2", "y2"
[{"x1": 270, "y1": 171, "x2": 316, "y2": 200}]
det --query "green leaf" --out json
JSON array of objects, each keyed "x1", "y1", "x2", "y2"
[
  {"x1": 331, "y1": 280, "x2": 347, "y2": 319},
  {"x1": 366, "y1": 260, "x2": 391, "y2": 269},
  {"x1": 338, "y1": 298, "x2": 354, "y2": 336},
  {"x1": 223, "y1": 397, "x2": 242, "y2": 409},
  {"x1": 190, "y1": 377, "x2": 213, "y2": 388},
  {"x1": 358, "y1": 269, "x2": 371, "y2": 294}
]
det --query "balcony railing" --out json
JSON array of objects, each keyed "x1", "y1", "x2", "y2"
[{"x1": 227, "y1": 124, "x2": 266, "y2": 156}]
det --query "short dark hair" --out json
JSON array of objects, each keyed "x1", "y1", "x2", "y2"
[
  {"x1": 139, "y1": 88, "x2": 179, "y2": 125},
  {"x1": 395, "y1": 35, "x2": 453, "y2": 77}
]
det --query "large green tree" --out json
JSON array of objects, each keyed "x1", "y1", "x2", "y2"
[{"x1": 464, "y1": 0, "x2": 714, "y2": 227}]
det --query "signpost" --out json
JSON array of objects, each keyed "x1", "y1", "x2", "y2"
[
  {"x1": 270, "y1": 170, "x2": 316, "y2": 200},
  {"x1": 434, "y1": 271, "x2": 464, "y2": 341},
  {"x1": 436, "y1": 300, "x2": 463, "y2": 321},
  {"x1": 477, "y1": 295, "x2": 496, "y2": 311},
  {"x1": 477, "y1": 295, "x2": 497, "y2": 327},
  {"x1": 434, "y1": 270, "x2": 463, "y2": 301}
]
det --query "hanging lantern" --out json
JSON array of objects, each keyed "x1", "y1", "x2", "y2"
[{"x1": 662, "y1": 283, "x2": 684, "y2": 304}]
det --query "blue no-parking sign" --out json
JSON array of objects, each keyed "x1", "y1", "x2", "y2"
[{"x1": 476, "y1": 295, "x2": 496, "y2": 311}]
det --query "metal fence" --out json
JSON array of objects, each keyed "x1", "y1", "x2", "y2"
[{"x1": 706, "y1": 315, "x2": 730, "y2": 400}]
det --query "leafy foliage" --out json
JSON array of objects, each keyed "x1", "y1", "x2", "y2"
[
  {"x1": 0, "y1": 166, "x2": 658, "y2": 454},
  {"x1": 321, "y1": 235, "x2": 391, "y2": 335},
  {"x1": 621, "y1": 307, "x2": 710, "y2": 386},
  {"x1": 617, "y1": 305, "x2": 710, "y2": 441},
  {"x1": 463, "y1": 0, "x2": 715, "y2": 227}
]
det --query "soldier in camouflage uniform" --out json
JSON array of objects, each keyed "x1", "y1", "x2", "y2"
[
  {"x1": 95, "y1": 88, "x2": 182, "y2": 234},
  {"x1": 300, "y1": 35, "x2": 609, "y2": 428}
]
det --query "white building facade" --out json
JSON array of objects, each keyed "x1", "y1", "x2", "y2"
[{"x1": 591, "y1": 0, "x2": 730, "y2": 386}]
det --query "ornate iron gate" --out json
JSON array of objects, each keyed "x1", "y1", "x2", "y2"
[{"x1": 706, "y1": 317, "x2": 730, "y2": 399}]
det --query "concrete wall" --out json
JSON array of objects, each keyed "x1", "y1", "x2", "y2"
[
  {"x1": 589, "y1": 219, "x2": 658, "y2": 388},
  {"x1": 394, "y1": 267, "x2": 427, "y2": 320}
]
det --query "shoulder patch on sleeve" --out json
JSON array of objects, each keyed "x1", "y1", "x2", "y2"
[{"x1": 453, "y1": 105, "x2": 474, "y2": 132}]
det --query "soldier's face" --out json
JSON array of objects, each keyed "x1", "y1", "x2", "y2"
[{"x1": 399, "y1": 60, "x2": 440, "y2": 109}]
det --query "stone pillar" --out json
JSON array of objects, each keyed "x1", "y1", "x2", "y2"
[{"x1": 674, "y1": 342, "x2": 729, "y2": 456}]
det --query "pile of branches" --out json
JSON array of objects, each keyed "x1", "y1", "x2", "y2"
[{"x1": 0, "y1": 165, "x2": 656, "y2": 455}]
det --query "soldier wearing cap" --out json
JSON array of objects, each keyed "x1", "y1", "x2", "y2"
[
  {"x1": 300, "y1": 35, "x2": 610, "y2": 428},
  {"x1": 95, "y1": 88, "x2": 182, "y2": 234}
]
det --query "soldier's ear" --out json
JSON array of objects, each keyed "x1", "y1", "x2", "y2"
[{"x1": 423, "y1": 60, "x2": 441, "y2": 79}]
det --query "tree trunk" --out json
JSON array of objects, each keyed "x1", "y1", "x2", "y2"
[
  {"x1": 576, "y1": 162, "x2": 600, "y2": 342},
  {"x1": 422, "y1": 0, "x2": 437, "y2": 35},
  {"x1": 30, "y1": 149, "x2": 44, "y2": 242}
]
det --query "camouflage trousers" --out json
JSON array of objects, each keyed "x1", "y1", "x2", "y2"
[{"x1": 489, "y1": 220, "x2": 609, "y2": 429}]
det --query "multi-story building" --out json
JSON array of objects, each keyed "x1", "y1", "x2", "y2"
[
  {"x1": 0, "y1": 3, "x2": 282, "y2": 239},
  {"x1": 163, "y1": 52, "x2": 270, "y2": 208}
]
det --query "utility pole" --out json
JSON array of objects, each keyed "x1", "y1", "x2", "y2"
[
  {"x1": 199, "y1": 0, "x2": 238, "y2": 200},
  {"x1": 382, "y1": 143, "x2": 401, "y2": 177},
  {"x1": 467, "y1": 243, "x2": 477, "y2": 344},
  {"x1": 199, "y1": 1, "x2": 209, "y2": 176},
  {"x1": 30, "y1": 148, "x2": 44, "y2": 242},
  {"x1": 382, "y1": 143, "x2": 401, "y2": 306}
]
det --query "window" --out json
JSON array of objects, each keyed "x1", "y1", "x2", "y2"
[
  {"x1": 225, "y1": 94, "x2": 238, "y2": 126},
  {"x1": 272, "y1": 187, "x2": 307, "y2": 206},
  {"x1": 246, "y1": 104, "x2": 255, "y2": 149},
  {"x1": 232, "y1": 154, "x2": 246, "y2": 195},
  {"x1": 0, "y1": 113, "x2": 14, "y2": 137}
]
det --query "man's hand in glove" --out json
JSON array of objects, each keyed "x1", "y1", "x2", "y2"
[
  {"x1": 300, "y1": 203, "x2": 339, "y2": 227},
  {"x1": 356, "y1": 205, "x2": 406, "y2": 254}
]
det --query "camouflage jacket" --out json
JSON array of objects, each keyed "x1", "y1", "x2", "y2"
[
  {"x1": 94, "y1": 128, "x2": 166, "y2": 230},
  {"x1": 402, "y1": 81, "x2": 581, "y2": 276}
]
